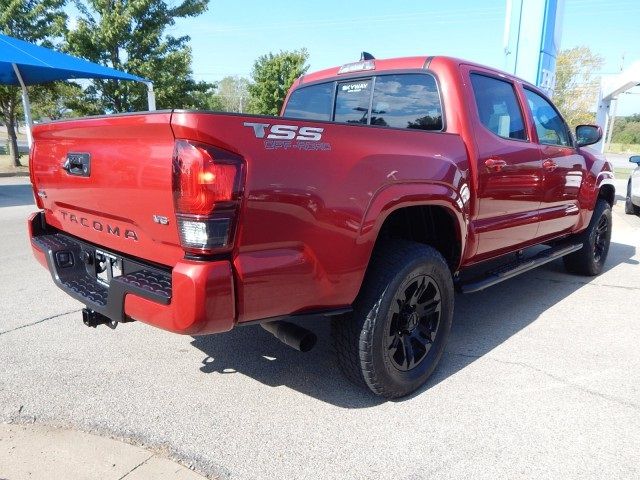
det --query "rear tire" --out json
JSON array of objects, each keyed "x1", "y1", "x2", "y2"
[
  {"x1": 563, "y1": 199, "x2": 612, "y2": 276},
  {"x1": 332, "y1": 241, "x2": 454, "y2": 398},
  {"x1": 625, "y1": 181, "x2": 639, "y2": 215}
]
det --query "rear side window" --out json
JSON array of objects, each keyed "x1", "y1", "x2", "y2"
[
  {"x1": 524, "y1": 89, "x2": 571, "y2": 147},
  {"x1": 283, "y1": 83, "x2": 333, "y2": 121},
  {"x1": 470, "y1": 74, "x2": 526, "y2": 141},
  {"x1": 371, "y1": 74, "x2": 442, "y2": 130},
  {"x1": 283, "y1": 73, "x2": 444, "y2": 131},
  {"x1": 334, "y1": 79, "x2": 373, "y2": 124}
]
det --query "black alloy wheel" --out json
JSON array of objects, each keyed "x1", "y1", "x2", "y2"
[
  {"x1": 563, "y1": 199, "x2": 612, "y2": 276},
  {"x1": 592, "y1": 215, "x2": 609, "y2": 264},
  {"x1": 387, "y1": 274, "x2": 441, "y2": 372},
  {"x1": 332, "y1": 241, "x2": 454, "y2": 398}
]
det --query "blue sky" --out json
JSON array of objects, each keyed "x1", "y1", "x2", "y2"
[{"x1": 170, "y1": 0, "x2": 640, "y2": 115}]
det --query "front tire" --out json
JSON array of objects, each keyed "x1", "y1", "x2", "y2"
[
  {"x1": 563, "y1": 199, "x2": 612, "y2": 276},
  {"x1": 332, "y1": 241, "x2": 454, "y2": 398}
]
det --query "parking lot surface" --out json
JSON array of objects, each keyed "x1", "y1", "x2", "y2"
[{"x1": 1, "y1": 176, "x2": 639, "y2": 479}]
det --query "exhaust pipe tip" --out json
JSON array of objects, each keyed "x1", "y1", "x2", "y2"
[
  {"x1": 297, "y1": 332, "x2": 317, "y2": 353},
  {"x1": 261, "y1": 321, "x2": 317, "y2": 352}
]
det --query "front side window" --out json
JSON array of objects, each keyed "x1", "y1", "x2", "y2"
[
  {"x1": 470, "y1": 73, "x2": 527, "y2": 141},
  {"x1": 334, "y1": 79, "x2": 373, "y2": 124},
  {"x1": 524, "y1": 89, "x2": 571, "y2": 147}
]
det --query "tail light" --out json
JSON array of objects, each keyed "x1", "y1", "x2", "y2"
[{"x1": 172, "y1": 139, "x2": 244, "y2": 255}]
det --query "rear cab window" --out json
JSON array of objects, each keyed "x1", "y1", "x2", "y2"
[
  {"x1": 283, "y1": 73, "x2": 443, "y2": 131},
  {"x1": 282, "y1": 82, "x2": 333, "y2": 121},
  {"x1": 335, "y1": 79, "x2": 373, "y2": 124}
]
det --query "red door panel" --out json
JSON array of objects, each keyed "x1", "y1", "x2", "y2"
[
  {"x1": 521, "y1": 87, "x2": 585, "y2": 238},
  {"x1": 464, "y1": 69, "x2": 543, "y2": 259},
  {"x1": 537, "y1": 145, "x2": 585, "y2": 236}
]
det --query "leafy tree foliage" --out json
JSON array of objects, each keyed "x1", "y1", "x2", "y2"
[
  {"x1": 248, "y1": 49, "x2": 309, "y2": 116},
  {"x1": 0, "y1": 0, "x2": 67, "y2": 166},
  {"x1": 214, "y1": 76, "x2": 250, "y2": 113},
  {"x1": 191, "y1": 83, "x2": 224, "y2": 111},
  {"x1": 611, "y1": 115, "x2": 640, "y2": 145},
  {"x1": 66, "y1": 0, "x2": 212, "y2": 113},
  {"x1": 615, "y1": 122, "x2": 640, "y2": 144},
  {"x1": 553, "y1": 46, "x2": 604, "y2": 129},
  {"x1": 30, "y1": 82, "x2": 86, "y2": 120}
]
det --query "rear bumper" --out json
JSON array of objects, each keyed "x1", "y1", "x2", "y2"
[{"x1": 28, "y1": 211, "x2": 236, "y2": 335}]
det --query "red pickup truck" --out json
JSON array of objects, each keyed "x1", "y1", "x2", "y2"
[{"x1": 28, "y1": 55, "x2": 615, "y2": 398}]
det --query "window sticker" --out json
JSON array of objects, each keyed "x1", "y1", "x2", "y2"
[{"x1": 341, "y1": 82, "x2": 369, "y2": 93}]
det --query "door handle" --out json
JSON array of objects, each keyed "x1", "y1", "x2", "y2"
[
  {"x1": 61, "y1": 153, "x2": 91, "y2": 177},
  {"x1": 62, "y1": 158, "x2": 84, "y2": 174},
  {"x1": 485, "y1": 158, "x2": 507, "y2": 172},
  {"x1": 543, "y1": 159, "x2": 557, "y2": 172}
]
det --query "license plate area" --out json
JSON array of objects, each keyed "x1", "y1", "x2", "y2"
[{"x1": 95, "y1": 249, "x2": 123, "y2": 286}]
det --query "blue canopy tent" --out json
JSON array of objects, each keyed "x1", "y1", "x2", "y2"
[{"x1": 0, "y1": 33, "x2": 155, "y2": 147}]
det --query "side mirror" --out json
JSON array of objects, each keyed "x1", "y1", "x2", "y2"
[
  {"x1": 575, "y1": 124, "x2": 602, "y2": 147},
  {"x1": 630, "y1": 155, "x2": 640, "y2": 164}
]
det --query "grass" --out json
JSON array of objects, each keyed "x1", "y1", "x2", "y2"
[
  {"x1": 0, "y1": 154, "x2": 29, "y2": 173},
  {"x1": 606, "y1": 143, "x2": 640, "y2": 155},
  {"x1": 615, "y1": 167, "x2": 634, "y2": 178},
  {"x1": 0, "y1": 154, "x2": 13, "y2": 166},
  {"x1": 0, "y1": 126, "x2": 28, "y2": 142}
]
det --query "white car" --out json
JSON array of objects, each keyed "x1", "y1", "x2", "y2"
[{"x1": 626, "y1": 155, "x2": 640, "y2": 215}]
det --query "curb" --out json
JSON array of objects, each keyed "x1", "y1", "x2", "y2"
[
  {"x1": 0, "y1": 423, "x2": 210, "y2": 480},
  {"x1": 0, "y1": 171, "x2": 30, "y2": 178}
]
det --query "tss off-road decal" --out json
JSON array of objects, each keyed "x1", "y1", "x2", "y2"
[{"x1": 243, "y1": 122, "x2": 331, "y2": 151}]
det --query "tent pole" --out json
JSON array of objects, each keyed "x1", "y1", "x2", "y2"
[
  {"x1": 146, "y1": 82, "x2": 156, "y2": 111},
  {"x1": 12, "y1": 63, "x2": 33, "y2": 148}
]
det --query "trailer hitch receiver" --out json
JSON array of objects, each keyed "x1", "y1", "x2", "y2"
[{"x1": 82, "y1": 308, "x2": 117, "y2": 329}]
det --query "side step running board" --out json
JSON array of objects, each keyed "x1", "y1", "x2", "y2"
[{"x1": 458, "y1": 243, "x2": 583, "y2": 294}]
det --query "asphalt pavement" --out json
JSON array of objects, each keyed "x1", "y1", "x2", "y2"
[
  {"x1": 606, "y1": 151, "x2": 638, "y2": 170},
  {"x1": 1, "y1": 175, "x2": 639, "y2": 480}
]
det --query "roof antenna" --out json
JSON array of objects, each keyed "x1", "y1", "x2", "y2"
[{"x1": 360, "y1": 52, "x2": 375, "y2": 61}]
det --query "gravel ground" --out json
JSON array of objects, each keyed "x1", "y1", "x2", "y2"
[{"x1": 1, "y1": 177, "x2": 639, "y2": 480}]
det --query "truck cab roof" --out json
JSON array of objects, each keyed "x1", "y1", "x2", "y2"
[{"x1": 292, "y1": 55, "x2": 538, "y2": 92}]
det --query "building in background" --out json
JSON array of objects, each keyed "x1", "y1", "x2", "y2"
[{"x1": 504, "y1": 0, "x2": 565, "y2": 96}]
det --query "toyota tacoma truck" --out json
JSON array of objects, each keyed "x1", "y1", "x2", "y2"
[{"x1": 28, "y1": 55, "x2": 615, "y2": 398}]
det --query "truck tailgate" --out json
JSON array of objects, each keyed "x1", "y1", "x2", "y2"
[{"x1": 30, "y1": 112, "x2": 182, "y2": 267}]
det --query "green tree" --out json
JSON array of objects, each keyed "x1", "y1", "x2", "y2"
[
  {"x1": 613, "y1": 120, "x2": 640, "y2": 144},
  {"x1": 215, "y1": 76, "x2": 250, "y2": 113},
  {"x1": 611, "y1": 114, "x2": 640, "y2": 146},
  {"x1": 0, "y1": 0, "x2": 67, "y2": 166},
  {"x1": 248, "y1": 49, "x2": 309, "y2": 116},
  {"x1": 610, "y1": 116, "x2": 628, "y2": 140},
  {"x1": 191, "y1": 83, "x2": 224, "y2": 111},
  {"x1": 30, "y1": 82, "x2": 86, "y2": 120},
  {"x1": 66, "y1": 0, "x2": 212, "y2": 114},
  {"x1": 553, "y1": 46, "x2": 604, "y2": 129}
]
